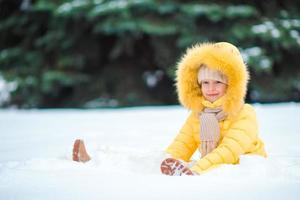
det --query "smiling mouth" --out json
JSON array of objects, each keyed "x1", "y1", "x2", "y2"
[{"x1": 207, "y1": 94, "x2": 219, "y2": 96}]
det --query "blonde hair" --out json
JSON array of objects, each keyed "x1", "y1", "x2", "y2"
[{"x1": 197, "y1": 64, "x2": 228, "y2": 84}]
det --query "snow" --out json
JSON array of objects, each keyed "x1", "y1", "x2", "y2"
[
  {"x1": 241, "y1": 47, "x2": 262, "y2": 63},
  {"x1": 0, "y1": 103, "x2": 300, "y2": 199},
  {"x1": 0, "y1": 75, "x2": 17, "y2": 106},
  {"x1": 290, "y1": 30, "x2": 300, "y2": 45},
  {"x1": 251, "y1": 21, "x2": 281, "y2": 38}
]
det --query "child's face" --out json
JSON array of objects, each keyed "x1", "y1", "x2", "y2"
[{"x1": 201, "y1": 80, "x2": 227, "y2": 103}]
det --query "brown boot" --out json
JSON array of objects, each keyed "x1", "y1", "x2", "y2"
[
  {"x1": 72, "y1": 139, "x2": 91, "y2": 163},
  {"x1": 160, "y1": 158, "x2": 195, "y2": 176}
]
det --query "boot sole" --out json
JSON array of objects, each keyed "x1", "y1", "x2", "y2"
[{"x1": 161, "y1": 158, "x2": 194, "y2": 176}]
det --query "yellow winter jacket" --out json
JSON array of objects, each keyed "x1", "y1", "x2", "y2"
[{"x1": 166, "y1": 42, "x2": 267, "y2": 174}]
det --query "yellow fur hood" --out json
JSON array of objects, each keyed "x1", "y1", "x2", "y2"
[{"x1": 176, "y1": 42, "x2": 249, "y2": 118}]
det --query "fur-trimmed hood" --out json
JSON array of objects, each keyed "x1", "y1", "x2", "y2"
[{"x1": 176, "y1": 42, "x2": 249, "y2": 118}]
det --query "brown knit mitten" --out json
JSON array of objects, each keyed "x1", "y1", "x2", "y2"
[{"x1": 200, "y1": 108, "x2": 227, "y2": 157}]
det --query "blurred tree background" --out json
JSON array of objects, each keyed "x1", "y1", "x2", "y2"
[{"x1": 0, "y1": 0, "x2": 299, "y2": 108}]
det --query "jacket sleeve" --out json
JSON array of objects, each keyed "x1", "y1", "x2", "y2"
[
  {"x1": 165, "y1": 112, "x2": 198, "y2": 162},
  {"x1": 191, "y1": 105, "x2": 259, "y2": 173}
]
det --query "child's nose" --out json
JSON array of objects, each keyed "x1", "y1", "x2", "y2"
[{"x1": 208, "y1": 84, "x2": 215, "y2": 91}]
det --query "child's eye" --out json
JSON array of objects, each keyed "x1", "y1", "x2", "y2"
[{"x1": 216, "y1": 81, "x2": 226, "y2": 85}]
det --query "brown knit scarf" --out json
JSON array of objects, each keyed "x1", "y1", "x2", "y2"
[{"x1": 199, "y1": 108, "x2": 227, "y2": 158}]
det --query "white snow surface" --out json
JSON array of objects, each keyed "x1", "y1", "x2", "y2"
[{"x1": 0, "y1": 103, "x2": 300, "y2": 199}]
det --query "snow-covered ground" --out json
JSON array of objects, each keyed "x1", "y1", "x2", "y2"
[{"x1": 0, "y1": 103, "x2": 299, "y2": 199}]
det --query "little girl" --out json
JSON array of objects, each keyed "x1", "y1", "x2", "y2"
[{"x1": 160, "y1": 42, "x2": 267, "y2": 176}]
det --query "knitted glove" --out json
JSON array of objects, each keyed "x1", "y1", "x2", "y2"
[
  {"x1": 201, "y1": 141, "x2": 218, "y2": 158},
  {"x1": 200, "y1": 108, "x2": 227, "y2": 158}
]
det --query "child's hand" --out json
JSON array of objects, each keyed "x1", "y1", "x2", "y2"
[{"x1": 201, "y1": 141, "x2": 217, "y2": 158}]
